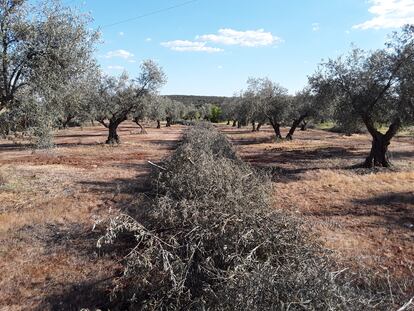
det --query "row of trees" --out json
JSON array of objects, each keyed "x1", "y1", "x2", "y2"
[
  {"x1": 223, "y1": 25, "x2": 414, "y2": 167},
  {"x1": 92, "y1": 68, "x2": 217, "y2": 144},
  {"x1": 221, "y1": 80, "x2": 322, "y2": 140},
  {"x1": 0, "y1": 0, "x2": 219, "y2": 146}
]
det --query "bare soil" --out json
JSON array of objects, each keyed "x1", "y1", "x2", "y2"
[
  {"x1": 1, "y1": 122, "x2": 413, "y2": 310},
  {"x1": 220, "y1": 124, "x2": 414, "y2": 283},
  {"x1": 0, "y1": 122, "x2": 184, "y2": 310}
]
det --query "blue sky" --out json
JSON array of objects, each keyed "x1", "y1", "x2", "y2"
[{"x1": 66, "y1": 0, "x2": 414, "y2": 96}]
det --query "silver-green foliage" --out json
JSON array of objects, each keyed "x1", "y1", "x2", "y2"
[{"x1": 0, "y1": 0, "x2": 99, "y2": 146}]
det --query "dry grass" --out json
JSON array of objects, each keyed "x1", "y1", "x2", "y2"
[
  {"x1": 1, "y1": 121, "x2": 413, "y2": 309},
  {"x1": 0, "y1": 121, "x2": 185, "y2": 310},
  {"x1": 220, "y1": 124, "x2": 414, "y2": 282},
  {"x1": 100, "y1": 124, "x2": 399, "y2": 310}
]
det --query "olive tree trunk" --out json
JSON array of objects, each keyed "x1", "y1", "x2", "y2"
[
  {"x1": 286, "y1": 114, "x2": 308, "y2": 140},
  {"x1": 166, "y1": 117, "x2": 172, "y2": 127},
  {"x1": 300, "y1": 120, "x2": 308, "y2": 131},
  {"x1": 269, "y1": 119, "x2": 282, "y2": 140},
  {"x1": 156, "y1": 120, "x2": 161, "y2": 128},
  {"x1": 252, "y1": 121, "x2": 256, "y2": 132},
  {"x1": 362, "y1": 117, "x2": 400, "y2": 168},
  {"x1": 106, "y1": 121, "x2": 121, "y2": 144},
  {"x1": 232, "y1": 120, "x2": 237, "y2": 127},
  {"x1": 133, "y1": 117, "x2": 147, "y2": 134},
  {"x1": 61, "y1": 115, "x2": 74, "y2": 129}
]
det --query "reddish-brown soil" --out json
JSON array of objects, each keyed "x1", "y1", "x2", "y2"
[
  {"x1": 220, "y1": 124, "x2": 414, "y2": 283},
  {"x1": 0, "y1": 122, "x2": 184, "y2": 310},
  {"x1": 0, "y1": 122, "x2": 413, "y2": 310}
]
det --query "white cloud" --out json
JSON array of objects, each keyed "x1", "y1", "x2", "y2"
[
  {"x1": 107, "y1": 65, "x2": 125, "y2": 70},
  {"x1": 353, "y1": 0, "x2": 414, "y2": 29},
  {"x1": 161, "y1": 40, "x2": 223, "y2": 52},
  {"x1": 104, "y1": 49, "x2": 134, "y2": 59},
  {"x1": 161, "y1": 28, "x2": 282, "y2": 53},
  {"x1": 197, "y1": 28, "x2": 282, "y2": 47},
  {"x1": 217, "y1": 65, "x2": 223, "y2": 69},
  {"x1": 145, "y1": 37, "x2": 152, "y2": 42},
  {"x1": 118, "y1": 32, "x2": 124, "y2": 36},
  {"x1": 312, "y1": 22, "x2": 320, "y2": 31}
]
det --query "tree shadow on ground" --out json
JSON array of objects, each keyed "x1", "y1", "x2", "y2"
[
  {"x1": 303, "y1": 192, "x2": 414, "y2": 230},
  {"x1": 229, "y1": 136, "x2": 275, "y2": 145},
  {"x1": 36, "y1": 274, "x2": 123, "y2": 311},
  {"x1": 35, "y1": 161, "x2": 162, "y2": 310},
  {"x1": 241, "y1": 146, "x2": 363, "y2": 182},
  {"x1": 57, "y1": 133, "x2": 105, "y2": 138},
  {"x1": 390, "y1": 150, "x2": 414, "y2": 158},
  {"x1": 0, "y1": 142, "x2": 32, "y2": 151},
  {"x1": 31, "y1": 222, "x2": 135, "y2": 311},
  {"x1": 146, "y1": 139, "x2": 181, "y2": 150}
]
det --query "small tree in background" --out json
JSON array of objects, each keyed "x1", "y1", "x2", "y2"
[
  {"x1": 284, "y1": 87, "x2": 331, "y2": 140},
  {"x1": 96, "y1": 60, "x2": 166, "y2": 144},
  {"x1": 163, "y1": 97, "x2": 185, "y2": 126},
  {"x1": 148, "y1": 96, "x2": 167, "y2": 128},
  {"x1": 247, "y1": 77, "x2": 292, "y2": 140},
  {"x1": 209, "y1": 104, "x2": 222, "y2": 123}
]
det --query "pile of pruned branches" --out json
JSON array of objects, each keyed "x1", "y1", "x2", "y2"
[{"x1": 98, "y1": 123, "x2": 401, "y2": 310}]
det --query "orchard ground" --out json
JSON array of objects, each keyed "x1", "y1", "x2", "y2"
[{"x1": 0, "y1": 122, "x2": 413, "y2": 309}]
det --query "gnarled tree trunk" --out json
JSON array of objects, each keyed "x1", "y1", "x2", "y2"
[
  {"x1": 269, "y1": 119, "x2": 282, "y2": 140},
  {"x1": 252, "y1": 121, "x2": 256, "y2": 132},
  {"x1": 256, "y1": 122, "x2": 263, "y2": 131},
  {"x1": 364, "y1": 134, "x2": 391, "y2": 167},
  {"x1": 133, "y1": 117, "x2": 147, "y2": 134},
  {"x1": 232, "y1": 120, "x2": 237, "y2": 127},
  {"x1": 300, "y1": 120, "x2": 308, "y2": 131},
  {"x1": 286, "y1": 115, "x2": 307, "y2": 140},
  {"x1": 166, "y1": 117, "x2": 171, "y2": 127},
  {"x1": 106, "y1": 121, "x2": 121, "y2": 144},
  {"x1": 226, "y1": 120, "x2": 230, "y2": 125},
  {"x1": 362, "y1": 117, "x2": 400, "y2": 167},
  {"x1": 156, "y1": 120, "x2": 161, "y2": 128},
  {"x1": 61, "y1": 115, "x2": 74, "y2": 129}
]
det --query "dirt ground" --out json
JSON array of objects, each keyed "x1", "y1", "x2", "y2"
[
  {"x1": 0, "y1": 122, "x2": 185, "y2": 310},
  {"x1": 220, "y1": 124, "x2": 414, "y2": 284},
  {"x1": 0, "y1": 122, "x2": 413, "y2": 310}
]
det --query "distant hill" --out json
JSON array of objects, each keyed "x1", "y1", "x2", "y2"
[{"x1": 166, "y1": 95, "x2": 229, "y2": 107}]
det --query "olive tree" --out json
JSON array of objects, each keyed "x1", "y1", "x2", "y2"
[
  {"x1": 132, "y1": 95, "x2": 153, "y2": 134},
  {"x1": 244, "y1": 78, "x2": 268, "y2": 131},
  {"x1": 247, "y1": 77, "x2": 292, "y2": 139},
  {"x1": 0, "y1": 0, "x2": 98, "y2": 143},
  {"x1": 284, "y1": 87, "x2": 331, "y2": 140},
  {"x1": 183, "y1": 103, "x2": 200, "y2": 120},
  {"x1": 163, "y1": 97, "x2": 185, "y2": 126},
  {"x1": 55, "y1": 65, "x2": 101, "y2": 128},
  {"x1": 147, "y1": 95, "x2": 166, "y2": 128},
  {"x1": 96, "y1": 60, "x2": 166, "y2": 144},
  {"x1": 310, "y1": 25, "x2": 414, "y2": 167},
  {"x1": 220, "y1": 99, "x2": 236, "y2": 125}
]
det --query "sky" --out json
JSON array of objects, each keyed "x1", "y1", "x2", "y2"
[{"x1": 65, "y1": 0, "x2": 414, "y2": 96}]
